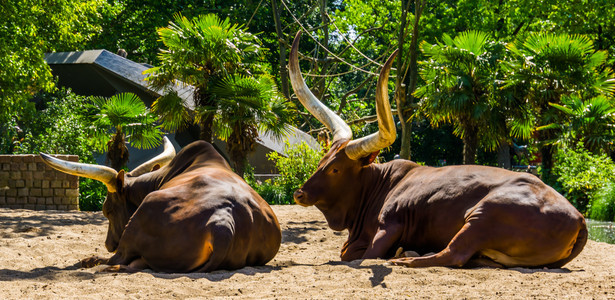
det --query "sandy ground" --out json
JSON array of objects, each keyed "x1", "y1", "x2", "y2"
[{"x1": 1, "y1": 205, "x2": 614, "y2": 299}]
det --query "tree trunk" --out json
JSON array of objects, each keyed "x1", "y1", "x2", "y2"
[
  {"x1": 396, "y1": 0, "x2": 424, "y2": 160},
  {"x1": 271, "y1": 0, "x2": 290, "y2": 99},
  {"x1": 497, "y1": 142, "x2": 511, "y2": 169},
  {"x1": 540, "y1": 144, "x2": 554, "y2": 181},
  {"x1": 196, "y1": 88, "x2": 214, "y2": 143},
  {"x1": 395, "y1": 83, "x2": 412, "y2": 159},
  {"x1": 228, "y1": 124, "x2": 258, "y2": 178},
  {"x1": 107, "y1": 132, "x2": 129, "y2": 171},
  {"x1": 314, "y1": 0, "x2": 330, "y2": 99},
  {"x1": 462, "y1": 127, "x2": 478, "y2": 165}
]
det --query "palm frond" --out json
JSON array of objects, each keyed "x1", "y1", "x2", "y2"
[{"x1": 151, "y1": 91, "x2": 192, "y2": 132}]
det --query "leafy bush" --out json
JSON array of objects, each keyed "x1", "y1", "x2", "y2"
[
  {"x1": 589, "y1": 182, "x2": 615, "y2": 222},
  {"x1": 13, "y1": 88, "x2": 107, "y2": 210},
  {"x1": 255, "y1": 181, "x2": 289, "y2": 205},
  {"x1": 553, "y1": 142, "x2": 615, "y2": 213},
  {"x1": 78, "y1": 178, "x2": 106, "y2": 211},
  {"x1": 245, "y1": 141, "x2": 323, "y2": 204}
]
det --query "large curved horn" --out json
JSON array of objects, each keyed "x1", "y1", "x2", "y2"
[
  {"x1": 345, "y1": 50, "x2": 398, "y2": 160},
  {"x1": 128, "y1": 136, "x2": 176, "y2": 177},
  {"x1": 39, "y1": 153, "x2": 118, "y2": 193},
  {"x1": 289, "y1": 31, "x2": 352, "y2": 143}
]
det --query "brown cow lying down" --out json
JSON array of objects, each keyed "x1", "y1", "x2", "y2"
[
  {"x1": 40, "y1": 137, "x2": 281, "y2": 272},
  {"x1": 289, "y1": 31, "x2": 587, "y2": 268}
]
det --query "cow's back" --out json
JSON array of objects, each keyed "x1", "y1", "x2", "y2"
[
  {"x1": 383, "y1": 164, "x2": 583, "y2": 255},
  {"x1": 119, "y1": 141, "x2": 281, "y2": 272}
]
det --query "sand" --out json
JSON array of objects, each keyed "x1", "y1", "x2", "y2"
[{"x1": 1, "y1": 205, "x2": 614, "y2": 299}]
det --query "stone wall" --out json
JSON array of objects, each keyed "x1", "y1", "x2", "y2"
[{"x1": 0, "y1": 155, "x2": 79, "y2": 211}]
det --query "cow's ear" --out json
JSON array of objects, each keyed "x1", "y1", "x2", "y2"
[
  {"x1": 116, "y1": 169, "x2": 126, "y2": 191},
  {"x1": 361, "y1": 151, "x2": 380, "y2": 166},
  {"x1": 151, "y1": 164, "x2": 161, "y2": 172}
]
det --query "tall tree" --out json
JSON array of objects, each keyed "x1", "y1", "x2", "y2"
[
  {"x1": 505, "y1": 33, "x2": 615, "y2": 173},
  {"x1": 145, "y1": 13, "x2": 263, "y2": 143},
  {"x1": 416, "y1": 31, "x2": 508, "y2": 164},
  {"x1": 146, "y1": 13, "x2": 295, "y2": 175}
]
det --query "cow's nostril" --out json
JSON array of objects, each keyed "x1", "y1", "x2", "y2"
[{"x1": 293, "y1": 190, "x2": 304, "y2": 200}]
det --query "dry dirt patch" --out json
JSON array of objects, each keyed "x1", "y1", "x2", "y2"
[{"x1": 1, "y1": 205, "x2": 614, "y2": 299}]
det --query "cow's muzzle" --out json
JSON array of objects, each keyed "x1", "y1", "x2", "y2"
[
  {"x1": 293, "y1": 189, "x2": 312, "y2": 207},
  {"x1": 105, "y1": 237, "x2": 118, "y2": 253}
]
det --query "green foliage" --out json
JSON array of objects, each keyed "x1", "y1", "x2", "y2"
[
  {"x1": 539, "y1": 95, "x2": 615, "y2": 154},
  {"x1": 416, "y1": 30, "x2": 510, "y2": 163},
  {"x1": 88, "y1": 93, "x2": 163, "y2": 151},
  {"x1": 87, "y1": 92, "x2": 163, "y2": 170},
  {"x1": 245, "y1": 142, "x2": 323, "y2": 204},
  {"x1": 589, "y1": 182, "x2": 615, "y2": 222},
  {"x1": 146, "y1": 13, "x2": 266, "y2": 135},
  {"x1": 244, "y1": 169, "x2": 289, "y2": 205},
  {"x1": 145, "y1": 13, "x2": 263, "y2": 93},
  {"x1": 553, "y1": 143, "x2": 615, "y2": 213},
  {"x1": 12, "y1": 88, "x2": 107, "y2": 211},
  {"x1": 148, "y1": 13, "x2": 295, "y2": 176},
  {"x1": 268, "y1": 142, "x2": 323, "y2": 200},
  {"x1": 14, "y1": 89, "x2": 93, "y2": 160},
  {"x1": 0, "y1": 0, "x2": 111, "y2": 140},
  {"x1": 211, "y1": 75, "x2": 295, "y2": 175},
  {"x1": 86, "y1": 1, "x2": 269, "y2": 65},
  {"x1": 78, "y1": 178, "x2": 106, "y2": 211}
]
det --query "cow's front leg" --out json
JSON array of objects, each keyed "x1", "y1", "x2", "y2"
[
  {"x1": 361, "y1": 223, "x2": 402, "y2": 259},
  {"x1": 340, "y1": 239, "x2": 369, "y2": 261},
  {"x1": 103, "y1": 258, "x2": 148, "y2": 273},
  {"x1": 92, "y1": 252, "x2": 148, "y2": 273}
]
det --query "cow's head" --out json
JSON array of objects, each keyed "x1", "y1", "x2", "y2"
[
  {"x1": 40, "y1": 137, "x2": 176, "y2": 252},
  {"x1": 289, "y1": 31, "x2": 397, "y2": 227}
]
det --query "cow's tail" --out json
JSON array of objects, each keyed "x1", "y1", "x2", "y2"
[
  {"x1": 194, "y1": 222, "x2": 234, "y2": 273},
  {"x1": 544, "y1": 219, "x2": 588, "y2": 269}
]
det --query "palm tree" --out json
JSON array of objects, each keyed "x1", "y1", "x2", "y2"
[
  {"x1": 145, "y1": 13, "x2": 295, "y2": 175},
  {"x1": 210, "y1": 75, "x2": 294, "y2": 177},
  {"x1": 88, "y1": 92, "x2": 163, "y2": 171},
  {"x1": 144, "y1": 13, "x2": 263, "y2": 143},
  {"x1": 415, "y1": 31, "x2": 509, "y2": 164},
  {"x1": 504, "y1": 32, "x2": 615, "y2": 173},
  {"x1": 538, "y1": 95, "x2": 615, "y2": 155}
]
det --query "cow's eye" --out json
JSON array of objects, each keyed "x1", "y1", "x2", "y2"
[{"x1": 332, "y1": 168, "x2": 338, "y2": 174}]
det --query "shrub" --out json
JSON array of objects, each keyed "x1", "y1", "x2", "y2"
[
  {"x1": 553, "y1": 142, "x2": 615, "y2": 213},
  {"x1": 255, "y1": 180, "x2": 289, "y2": 205},
  {"x1": 78, "y1": 178, "x2": 106, "y2": 211},
  {"x1": 589, "y1": 182, "x2": 615, "y2": 222},
  {"x1": 245, "y1": 141, "x2": 323, "y2": 204}
]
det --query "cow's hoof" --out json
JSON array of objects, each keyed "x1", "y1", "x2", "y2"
[
  {"x1": 393, "y1": 247, "x2": 420, "y2": 259},
  {"x1": 102, "y1": 265, "x2": 123, "y2": 272},
  {"x1": 81, "y1": 256, "x2": 105, "y2": 268}
]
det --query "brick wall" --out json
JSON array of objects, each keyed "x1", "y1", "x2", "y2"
[{"x1": 0, "y1": 155, "x2": 79, "y2": 211}]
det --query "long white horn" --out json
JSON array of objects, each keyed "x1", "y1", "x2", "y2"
[
  {"x1": 128, "y1": 136, "x2": 176, "y2": 177},
  {"x1": 345, "y1": 50, "x2": 398, "y2": 160},
  {"x1": 289, "y1": 31, "x2": 352, "y2": 143},
  {"x1": 39, "y1": 153, "x2": 118, "y2": 193}
]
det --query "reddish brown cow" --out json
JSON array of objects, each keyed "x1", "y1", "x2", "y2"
[
  {"x1": 40, "y1": 137, "x2": 281, "y2": 272},
  {"x1": 289, "y1": 31, "x2": 587, "y2": 268}
]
